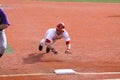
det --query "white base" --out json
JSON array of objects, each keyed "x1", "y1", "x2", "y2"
[{"x1": 54, "y1": 69, "x2": 76, "y2": 74}]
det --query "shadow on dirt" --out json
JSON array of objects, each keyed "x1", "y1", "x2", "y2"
[
  {"x1": 23, "y1": 53, "x2": 62, "y2": 64},
  {"x1": 22, "y1": 53, "x2": 45, "y2": 64}
]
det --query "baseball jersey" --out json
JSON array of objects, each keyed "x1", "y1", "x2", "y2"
[
  {"x1": 45, "y1": 28, "x2": 70, "y2": 43},
  {"x1": 0, "y1": 8, "x2": 10, "y2": 31}
]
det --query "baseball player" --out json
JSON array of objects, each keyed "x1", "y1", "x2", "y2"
[
  {"x1": 0, "y1": 8, "x2": 10, "y2": 58},
  {"x1": 39, "y1": 22, "x2": 71, "y2": 54}
]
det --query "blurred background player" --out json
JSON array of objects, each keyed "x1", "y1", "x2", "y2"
[
  {"x1": 39, "y1": 22, "x2": 71, "y2": 54},
  {"x1": 0, "y1": 8, "x2": 10, "y2": 58}
]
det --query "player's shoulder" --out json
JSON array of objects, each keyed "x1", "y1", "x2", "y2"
[
  {"x1": 0, "y1": 8, "x2": 4, "y2": 12},
  {"x1": 63, "y1": 29, "x2": 68, "y2": 33},
  {"x1": 47, "y1": 28, "x2": 56, "y2": 32},
  {"x1": 0, "y1": 8, "x2": 6, "y2": 15},
  {"x1": 0, "y1": 8, "x2": 3, "y2": 13}
]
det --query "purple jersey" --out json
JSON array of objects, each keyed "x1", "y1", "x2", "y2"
[{"x1": 0, "y1": 8, "x2": 10, "y2": 31}]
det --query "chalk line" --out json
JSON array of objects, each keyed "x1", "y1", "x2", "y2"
[
  {"x1": 102, "y1": 79, "x2": 120, "y2": 80},
  {"x1": 0, "y1": 72, "x2": 120, "y2": 77},
  {"x1": 0, "y1": 73, "x2": 55, "y2": 77},
  {"x1": 75, "y1": 72, "x2": 120, "y2": 75}
]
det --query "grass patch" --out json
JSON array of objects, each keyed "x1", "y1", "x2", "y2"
[{"x1": 5, "y1": 44, "x2": 13, "y2": 54}]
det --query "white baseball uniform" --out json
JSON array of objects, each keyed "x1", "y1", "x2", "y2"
[{"x1": 40, "y1": 28, "x2": 70, "y2": 46}]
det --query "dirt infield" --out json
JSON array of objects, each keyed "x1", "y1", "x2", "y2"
[{"x1": 0, "y1": 0, "x2": 120, "y2": 80}]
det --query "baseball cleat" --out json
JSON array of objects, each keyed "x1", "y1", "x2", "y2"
[
  {"x1": 53, "y1": 52, "x2": 58, "y2": 54},
  {"x1": 39, "y1": 44, "x2": 43, "y2": 51},
  {"x1": 52, "y1": 50, "x2": 58, "y2": 54},
  {"x1": 46, "y1": 47, "x2": 50, "y2": 53}
]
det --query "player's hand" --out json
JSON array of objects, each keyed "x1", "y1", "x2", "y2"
[
  {"x1": 65, "y1": 49, "x2": 72, "y2": 54},
  {"x1": 51, "y1": 48, "x2": 58, "y2": 54}
]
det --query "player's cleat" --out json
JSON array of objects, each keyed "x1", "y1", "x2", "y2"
[
  {"x1": 39, "y1": 44, "x2": 43, "y2": 51},
  {"x1": 53, "y1": 51, "x2": 58, "y2": 54},
  {"x1": 46, "y1": 47, "x2": 50, "y2": 53},
  {"x1": 51, "y1": 48, "x2": 58, "y2": 54}
]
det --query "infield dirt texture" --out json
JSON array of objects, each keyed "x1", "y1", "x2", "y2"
[{"x1": 0, "y1": 0, "x2": 120, "y2": 80}]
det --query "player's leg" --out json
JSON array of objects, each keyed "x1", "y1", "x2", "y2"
[
  {"x1": 46, "y1": 46, "x2": 50, "y2": 53},
  {"x1": 39, "y1": 39, "x2": 45, "y2": 51},
  {"x1": 46, "y1": 41, "x2": 55, "y2": 53},
  {"x1": 0, "y1": 31, "x2": 7, "y2": 58}
]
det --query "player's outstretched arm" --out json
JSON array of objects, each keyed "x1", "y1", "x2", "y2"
[{"x1": 65, "y1": 41, "x2": 72, "y2": 54}]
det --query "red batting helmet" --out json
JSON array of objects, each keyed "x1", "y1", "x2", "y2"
[{"x1": 56, "y1": 22, "x2": 65, "y2": 30}]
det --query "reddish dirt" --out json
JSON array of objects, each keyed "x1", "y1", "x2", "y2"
[{"x1": 0, "y1": 0, "x2": 120, "y2": 80}]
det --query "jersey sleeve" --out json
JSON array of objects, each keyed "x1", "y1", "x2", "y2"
[
  {"x1": 63, "y1": 30, "x2": 70, "y2": 41},
  {"x1": 45, "y1": 29, "x2": 55, "y2": 42}
]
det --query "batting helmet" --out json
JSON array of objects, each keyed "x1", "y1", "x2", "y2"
[{"x1": 56, "y1": 22, "x2": 65, "y2": 30}]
